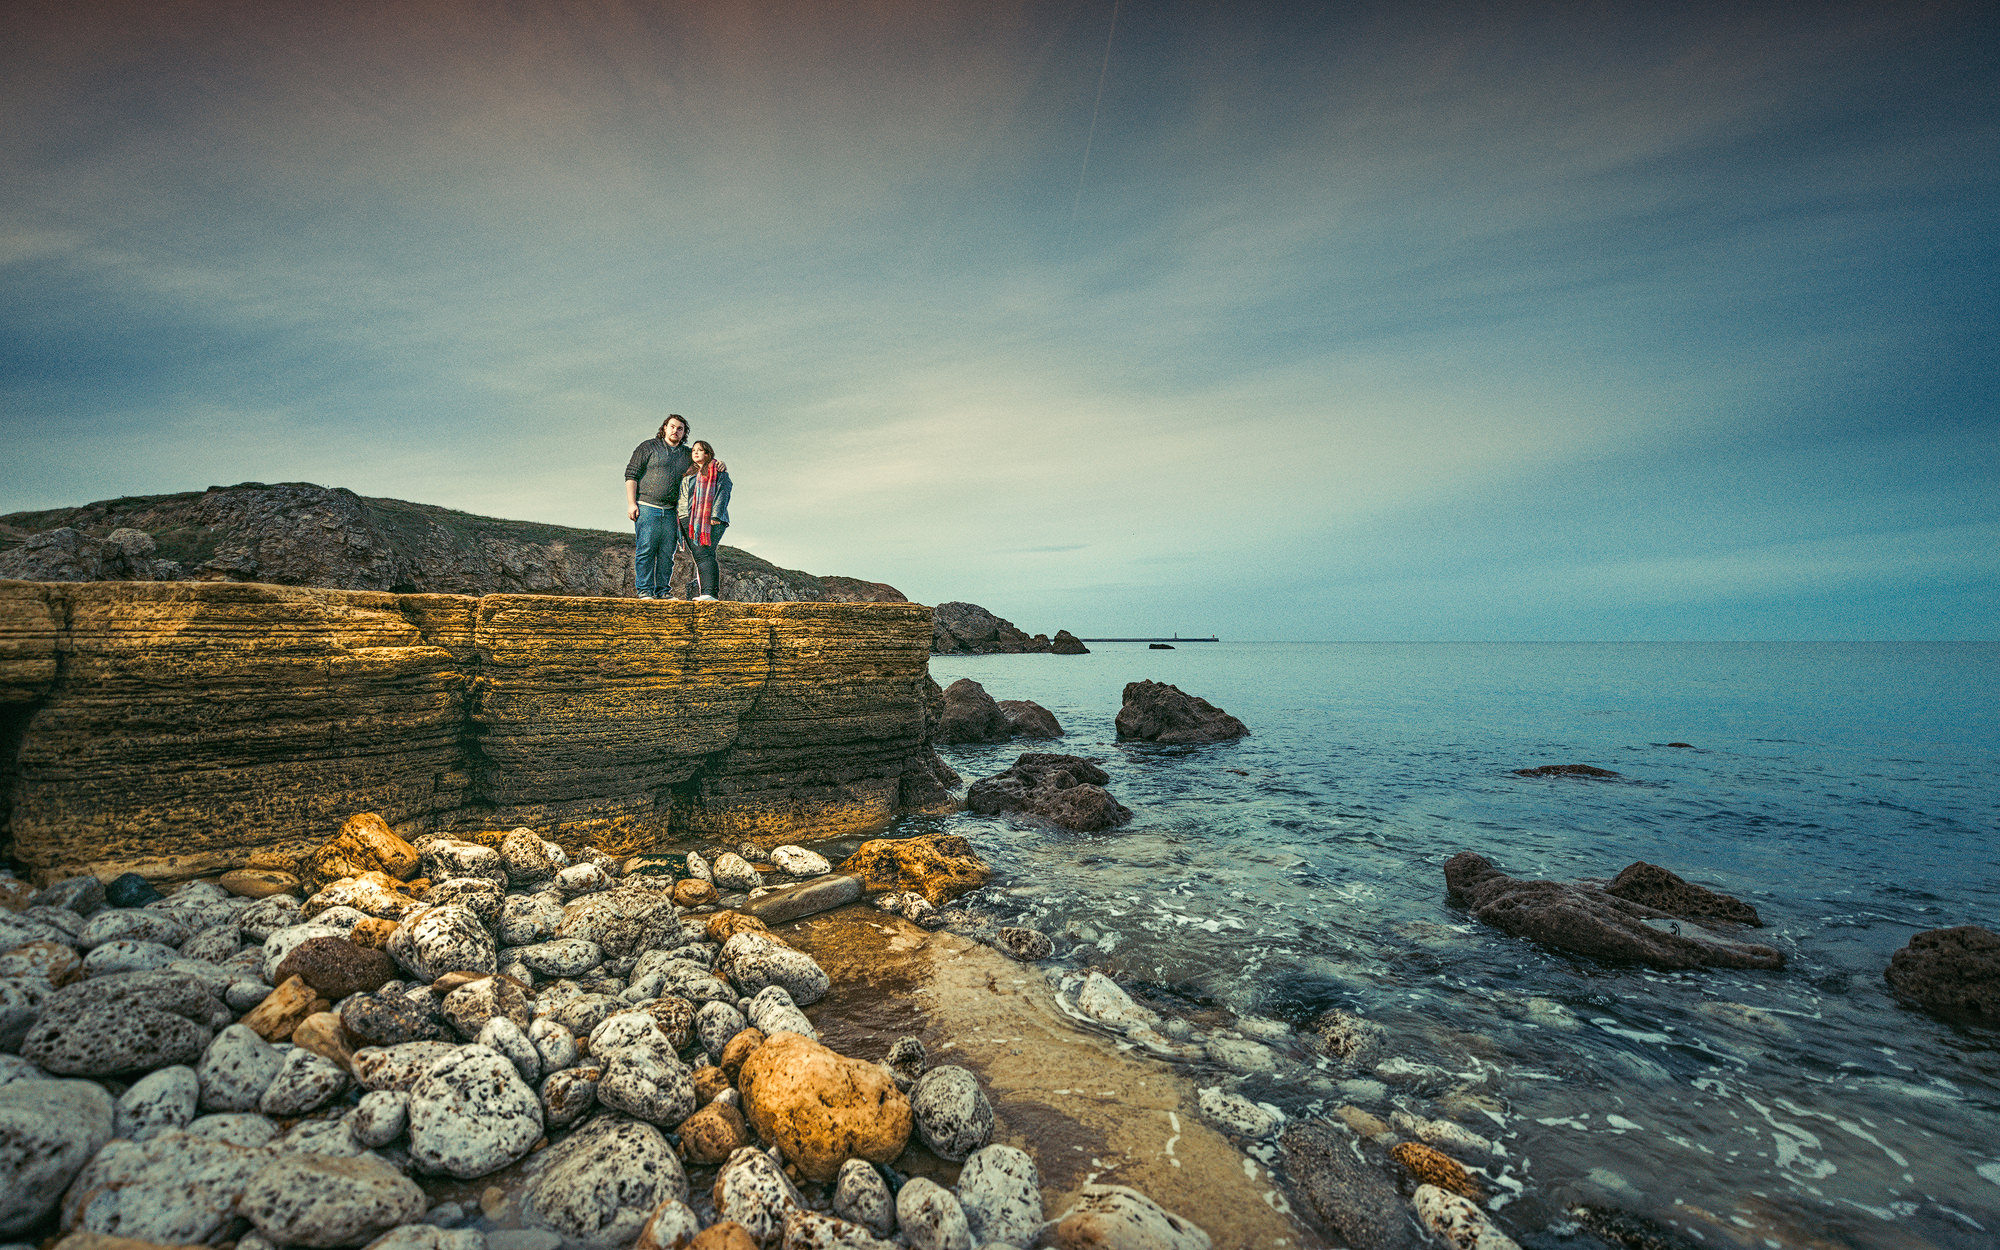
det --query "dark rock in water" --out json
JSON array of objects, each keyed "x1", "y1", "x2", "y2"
[
  {"x1": 1665, "y1": 742, "x2": 1695, "y2": 749},
  {"x1": 997, "y1": 699, "x2": 1063, "y2": 739},
  {"x1": 1572, "y1": 1204, "x2": 1707, "y2": 1250},
  {"x1": 996, "y1": 927, "x2": 1054, "y2": 961},
  {"x1": 1148, "y1": 643, "x2": 1174, "y2": 650},
  {"x1": 1114, "y1": 680, "x2": 1247, "y2": 744},
  {"x1": 1885, "y1": 925, "x2": 2000, "y2": 1021},
  {"x1": 276, "y1": 935, "x2": 399, "y2": 1000},
  {"x1": 1605, "y1": 861, "x2": 1762, "y2": 927},
  {"x1": 1050, "y1": 630, "x2": 1089, "y2": 655},
  {"x1": 1513, "y1": 763, "x2": 1620, "y2": 777},
  {"x1": 966, "y1": 754, "x2": 1132, "y2": 832},
  {"x1": 938, "y1": 678, "x2": 1012, "y2": 744},
  {"x1": 1443, "y1": 852, "x2": 1785, "y2": 971},
  {"x1": 1278, "y1": 1121, "x2": 1422, "y2": 1250},
  {"x1": 104, "y1": 872, "x2": 164, "y2": 908}
]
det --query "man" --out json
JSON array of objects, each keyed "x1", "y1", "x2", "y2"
[{"x1": 624, "y1": 414, "x2": 694, "y2": 599}]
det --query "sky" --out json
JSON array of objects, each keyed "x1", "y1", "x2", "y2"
[{"x1": 2, "y1": 1, "x2": 1995, "y2": 640}]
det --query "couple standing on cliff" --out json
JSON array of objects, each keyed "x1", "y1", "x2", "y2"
[{"x1": 623, "y1": 414, "x2": 733, "y2": 601}]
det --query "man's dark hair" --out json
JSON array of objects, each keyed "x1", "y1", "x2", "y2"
[{"x1": 655, "y1": 413, "x2": 688, "y2": 441}]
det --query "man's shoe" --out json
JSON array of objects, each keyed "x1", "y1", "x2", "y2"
[
  {"x1": 694, "y1": 594, "x2": 718, "y2": 602},
  {"x1": 636, "y1": 594, "x2": 655, "y2": 600}
]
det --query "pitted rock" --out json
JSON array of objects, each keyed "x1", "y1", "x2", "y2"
[
  {"x1": 519, "y1": 1114, "x2": 689, "y2": 1249},
  {"x1": 239, "y1": 1151, "x2": 427, "y2": 1248},
  {"x1": 407, "y1": 1045, "x2": 544, "y2": 1179}
]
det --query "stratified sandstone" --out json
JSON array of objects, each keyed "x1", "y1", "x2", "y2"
[{"x1": 0, "y1": 582, "x2": 953, "y2": 882}]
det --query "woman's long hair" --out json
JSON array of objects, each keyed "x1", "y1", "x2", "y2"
[{"x1": 682, "y1": 440, "x2": 716, "y2": 477}]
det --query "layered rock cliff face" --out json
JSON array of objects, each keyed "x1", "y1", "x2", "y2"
[
  {"x1": 0, "y1": 581, "x2": 955, "y2": 883},
  {"x1": 0, "y1": 482, "x2": 908, "y2": 604}
]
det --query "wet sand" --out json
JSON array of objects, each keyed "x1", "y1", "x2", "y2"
[{"x1": 786, "y1": 906, "x2": 1319, "y2": 1249}]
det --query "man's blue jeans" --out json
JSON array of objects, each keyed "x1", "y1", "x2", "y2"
[{"x1": 634, "y1": 504, "x2": 678, "y2": 597}]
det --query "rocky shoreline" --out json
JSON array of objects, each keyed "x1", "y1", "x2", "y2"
[{"x1": 0, "y1": 814, "x2": 1291, "y2": 1250}]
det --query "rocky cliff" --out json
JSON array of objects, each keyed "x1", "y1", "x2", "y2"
[
  {"x1": 0, "y1": 482, "x2": 908, "y2": 604},
  {"x1": 0, "y1": 581, "x2": 955, "y2": 883}
]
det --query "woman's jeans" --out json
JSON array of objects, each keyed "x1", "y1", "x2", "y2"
[
  {"x1": 633, "y1": 504, "x2": 678, "y2": 598},
  {"x1": 683, "y1": 522, "x2": 727, "y2": 598}
]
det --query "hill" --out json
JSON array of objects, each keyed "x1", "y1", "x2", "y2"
[{"x1": 0, "y1": 481, "x2": 906, "y2": 603}]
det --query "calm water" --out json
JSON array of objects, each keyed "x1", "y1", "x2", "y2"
[{"x1": 916, "y1": 643, "x2": 2000, "y2": 1250}]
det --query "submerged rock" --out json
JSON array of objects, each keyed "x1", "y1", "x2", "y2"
[
  {"x1": 1040, "y1": 1185, "x2": 1211, "y2": 1250},
  {"x1": 1278, "y1": 1122, "x2": 1420, "y2": 1250},
  {"x1": 1511, "y1": 764, "x2": 1618, "y2": 778},
  {"x1": 966, "y1": 754, "x2": 1132, "y2": 833},
  {"x1": 1443, "y1": 853, "x2": 1784, "y2": 972},
  {"x1": 1413, "y1": 1184, "x2": 1519, "y2": 1250},
  {"x1": 1114, "y1": 680, "x2": 1247, "y2": 745},
  {"x1": 1885, "y1": 925, "x2": 2000, "y2": 1022}
]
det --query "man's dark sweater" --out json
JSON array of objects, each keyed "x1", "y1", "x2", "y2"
[{"x1": 625, "y1": 438, "x2": 693, "y2": 506}]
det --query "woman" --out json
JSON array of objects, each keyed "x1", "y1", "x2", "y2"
[{"x1": 676, "y1": 440, "x2": 732, "y2": 601}]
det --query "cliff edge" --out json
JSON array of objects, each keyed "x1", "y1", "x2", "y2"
[{"x1": 0, "y1": 580, "x2": 956, "y2": 883}]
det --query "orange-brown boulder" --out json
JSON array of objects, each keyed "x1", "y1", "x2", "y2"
[
  {"x1": 840, "y1": 833, "x2": 990, "y2": 905},
  {"x1": 737, "y1": 1032, "x2": 912, "y2": 1183},
  {"x1": 704, "y1": 912, "x2": 772, "y2": 945},
  {"x1": 692, "y1": 1065, "x2": 732, "y2": 1105},
  {"x1": 686, "y1": 1223, "x2": 756, "y2": 1250},
  {"x1": 719, "y1": 1028, "x2": 765, "y2": 1082},
  {"x1": 349, "y1": 917, "x2": 398, "y2": 949},
  {"x1": 306, "y1": 812, "x2": 420, "y2": 887},
  {"x1": 291, "y1": 1011, "x2": 357, "y2": 1072},
  {"x1": 1391, "y1": 1141, "x2": 1482, "y2": 1200},
  {"x1": 673, "y1": 878, "x2": 719, "y2": 908},
  {"x1": 678, "y1": 1099, "x2": 749, "y2": 1165},
  {"x1": 241, "y1": 975, "x2": 322, "y2": 1041}
]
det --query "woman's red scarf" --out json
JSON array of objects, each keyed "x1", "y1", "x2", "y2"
[{"x1": 686, "y1": 461, "x2": 721, "y2": 546}]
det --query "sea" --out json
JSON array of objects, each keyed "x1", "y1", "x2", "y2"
[{"x1": 909, "y1": 642, "x2": 2000, "y2": 1250}]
